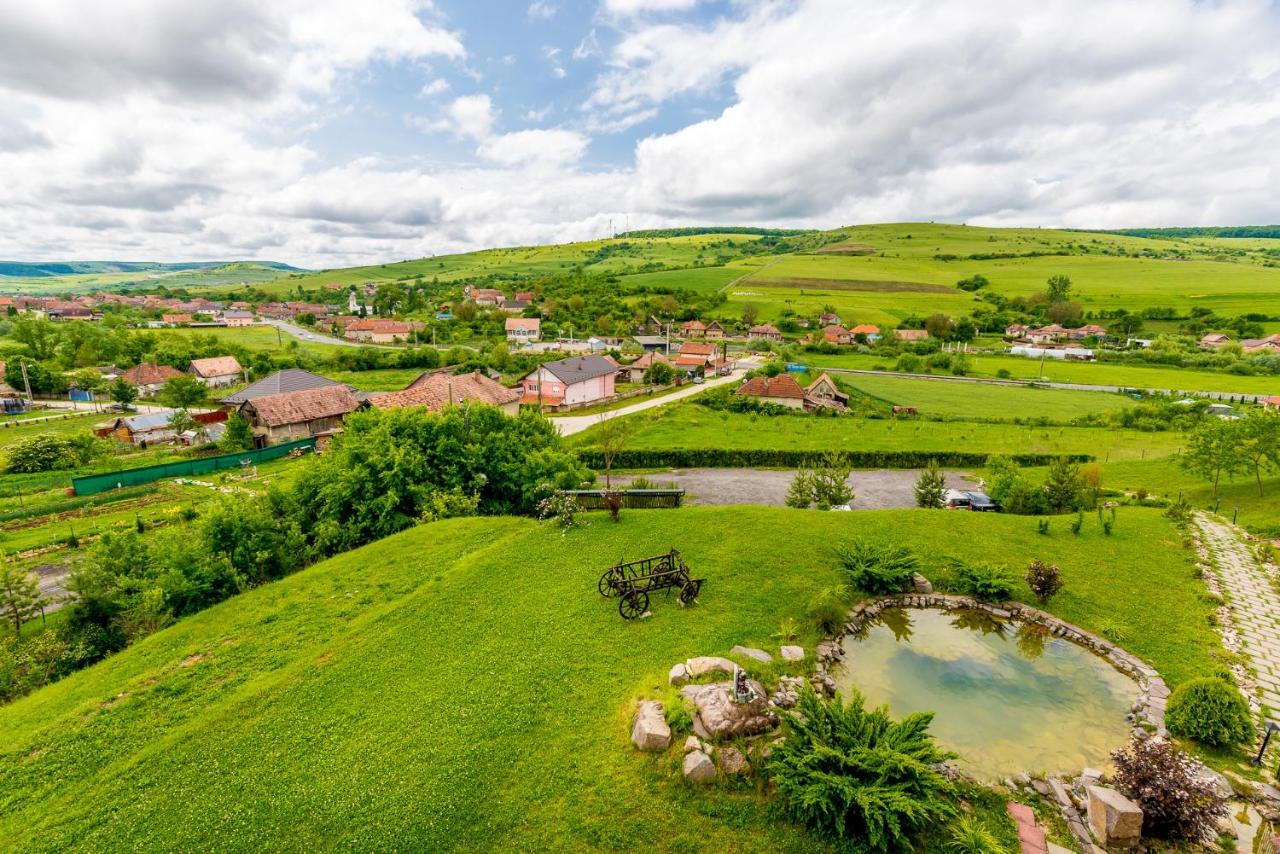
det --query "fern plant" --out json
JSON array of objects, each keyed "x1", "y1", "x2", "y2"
[
  {"x1": 947, "y1": 815, "x2": 1011, "y2": 854},
  {"x1": 837, "y1": 542, "x2": 919, "y2": 594},
  {"x1": 767, "y1": 689, "x2": 957, "y2": 851}
]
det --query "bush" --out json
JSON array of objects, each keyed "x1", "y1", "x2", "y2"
[
  {"x1": 1024, "y1": 560, "x2": 1062, "y2": 604},
  {"x1": 768, "y1": 689, "x2": 956, "y2": 851},
  {"x1": 5, "y1": 433, "x2": 104, "y2": 473},
  {"x1": 1111, "y1": 737, "x2": 1226, "y2": 840},
  {"x1": 950, "y1": 561, "x2": 1016, "y2": 601},
  {"x1": 947, "y1": 816, "x2": 1011, "y2": 854},
  {"x1": 1036, "y1": 519, "x2": 1050, "y2": 535},
  {"x1": 1165, "y1": 677, "x2": 1254, "y2": 747},
  {"x1": 838, "y1": 542, "x2": 919, "y2": 594},
  {"x1": 785, "y1": 451, "x2": 853, "y2": 510},
  {"x1": 808, "y1": 585, "x2": 849, "y2": 634}
]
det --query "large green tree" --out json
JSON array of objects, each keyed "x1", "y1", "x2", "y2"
[
  {"x1": 1046, "y1": 274, "x2": 1072, "y2": 304},
  {"x1": 1239, "y1": 412, "x2": 1280, "y2": 496},
  {"x1": 157, "y1": 374, "x2": 206, "y2": 410},
  {"x1": 1181, "y1": 419, "x2": 1247, "y2": 498},
  {"x1": 0, "y1": 563, "x2": 46, "y2": 634}
]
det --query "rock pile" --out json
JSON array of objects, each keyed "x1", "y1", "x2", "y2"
[{"x1": 631, "y1": 700, "x2": 671, "y2": 752}]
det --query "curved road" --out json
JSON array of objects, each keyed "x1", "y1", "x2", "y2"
[{"x1": 551, "y1": 366, "x2": 751, "y2": 436}]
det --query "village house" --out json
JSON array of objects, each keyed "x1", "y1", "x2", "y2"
[
  {"x1": 804, "y1": 373, "x2": 850, "y2": 411},
  {"x1": 221, "y1": 310, "x2": 255, "y2": 327},
  {"x1": 470, "y1": 288, "x2": 504, "y2": 307},
  {"x1": 818, "y1": 311, "x2": 842, "y2": 327},
  {"x1": 849, "y1": 324, "x2": 881, "y2": 342},
  {"x1": 1199, "y1": 333, "x2": 1233, "y2": 350},
  {"x1": 1027, "y1": 324, "x2": 1066, "y2": 344},
  {"x1": 1005, "y1": 324, "x2": 1031, "y2": 338},
  {"x1": 514, "y1": 291, "x2": 535, "y2": 303},
  {"x1": 369, "y1": 371, "x2": 520, "y2": 415},
  {"x1": 747, "y1": 323, "x2": 783, "y2": 341},
  {"x1": 505, "y1": 317, "x2": 541, "y2": 345},
  {"x1": 188, "y1": 356, "x2": 243, "y2": 388},
  {"x1": 498, "y1": 298, "x2": 530, "y2": 314},
  {"x1": 161, "y1": 313, "x2": 193, "y2": 325},
  {"x1": 1262, "y1": 396, "x2": 1280, "y2": 412},
  {"x1": 633, "y1": 335, "x2": 668, "y2": 352},
  {"x1": 237, "y1": 386, "x2": 362, "y2": 445},
  {"x1": 120, "y1": 362, "x2": 185, "y2": 397},
  {"x1": 1065, "y1": 324, "x2": 1107, "y2": 341},
  {"x1": 519, "y1": 355, "x2": 617, "y2": 408},
  {"x1": 821, "y1": 324, "x2": 853, "y2": 345},
  {"x1": 704, "y1": 320, "x2": 726, "y2": 340},
  {"x1": 894, "y1": 328, "x2": 929, "y2": 342},
  {"x1": 618, "y1": 351, "x2": 671, "y2": 383},
  {"x1": 674, "y1": 341, "x2": 721, "y2": 376},
  {"x1": 344, "y1": 319, "x2": 414, "y2": 344},
  {"x1": 680, "y1": 319, "x2": 706, "y2": 338},
  {"x1": 1242, "y1": 335, "x2": 1280, "y2": 354},
  {"x1": 734, "y1": 373, "x2": 807, "y2": 409}
]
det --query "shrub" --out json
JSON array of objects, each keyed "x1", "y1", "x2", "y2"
[
  {"x1": 950, "y1": 561, "x2": 1015, "y2": 601},
  {"x1": 1165, "y1": 677, "x2": 1254, "y2": 747},
  {"x1": 1070, "y1": 510, "x2": 1084, "y2": 534},
  {"x1": 947, "y1": 816, "x2": 1011, "y2": 854},
  {"x1": 1024, "y1": 560, "x2": 1062, "y2": 604},
  {"x1": 808, "y1": 585, "x2": 849, "y2": 634},
  {"x1": 768, "y1": 689, "x2": 956, "y2": 851},
  {"x1": 664, "y1": 699, "x2": 693, "y2": 734},
  {"x1": 537, "y1": 490, "x2": 583, "y2": 532},
  {"x1": 772, "y1": 617, "x2": 799, "y2": 643},
  {"x1": 785, "y1": 451, "x2": 853, "y2": 510},
  {"x1": 837, "y1": 542, "x2": 919, "y2": 595},
  {"x1": 1111, "y1": 737, "x2": 1226, "y2": 840},
  {"x1": 5, "y1": 434, "x2": 104, "y2": 474},
  {"x1": 914, "y1": 459, "x2": 946, "y2": 508},
  {"x1": 1036, "y1": 519, "x2": 1050, "y2": 535}
]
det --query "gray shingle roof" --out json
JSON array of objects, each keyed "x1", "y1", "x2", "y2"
[
  {"x1": 539, "y1": 355, "x2": 619, "y2": 385},
  {"x1": 220, "y1": 369, "x2": 347, "y2": 404}
]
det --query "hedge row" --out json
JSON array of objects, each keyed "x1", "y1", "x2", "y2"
[{"x1": 577, "y1": 449, "x2": 1093, "y2": 470}]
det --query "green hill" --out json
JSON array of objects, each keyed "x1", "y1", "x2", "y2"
[{"x1": 0, "y1": 506, "x2": 1215, "y2": 851}]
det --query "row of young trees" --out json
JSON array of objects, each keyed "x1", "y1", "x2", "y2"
[{"x1": 1180, "y1": 412, "x2": 1280, "y2": 497}]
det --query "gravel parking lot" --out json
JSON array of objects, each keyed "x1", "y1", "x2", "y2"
[{"x1": 611, "y1": 468, "x2": 976, "y2": 509}]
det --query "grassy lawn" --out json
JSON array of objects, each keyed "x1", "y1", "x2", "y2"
[
  {"x1": 161, "y1": 325, "x2": 350, "y2": 358},
  {"x1": 0, "y1": 506, "x2": 1216, "y2": 850},
  {"x1": 830, "y1": 373, "x2": 1134, "y2": 422},
  {"x1": 579, "y1": 403, "x2": 1182, "y2": 462},
  {"x1": 805, "y1": 351, "x2": 1280, "y2": 397},
  {"x1": 325, "y1": 367, "x2": 426, "y2": 391}
]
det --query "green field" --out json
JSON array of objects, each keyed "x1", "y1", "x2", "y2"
[
  {"x1": 805, "y1": 352, "x2": 1280, "y2": 397},
  {"x1": 0, "y1": 506, "x2": 1217, "y2": 850},
  {"x1": 160, "y1": 325, "x2": 351, "y2": 358},
  {"x1": 0, "y1": 262, "x2": 292, "y2": 294},
  {"x1": 584, "y1": 403, "x2": 1182, "y2": 462},
  {"x1": 831, "y1": 373, "x2": 1134, "y2": 422}
]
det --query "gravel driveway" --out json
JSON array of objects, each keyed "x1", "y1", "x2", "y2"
[{"x1": 610, "y1": 468, "x2": 975, "y2": 508}]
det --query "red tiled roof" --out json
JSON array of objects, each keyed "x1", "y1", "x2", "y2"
[
  {"x1": 505, "y1": 318, "x2": 541, "y2": 331},
  {"x1": 736, "y1": 374, "x2": 806, "y2": 400},
  {"x1": 189, "y1": 356, "x2": 242, "y2": 378},
  {"x1": 369, "y1": 372, "x2": 519, "y2": 411},
  {"x1": 678, "y1": 342, "x2": 716, "y2": 356},
  {"x1": 242, "y1": 386, "x2": 361, "y2": 428},
  {"x1": 121, "y1": 363, "x2": 184, "y2": 387},
  {"x1": 749, "y1": 324, "x2": 781, "y2": 334},
  {"x1": 850, "y1": 324, "x2": 880, "y2": 334}
]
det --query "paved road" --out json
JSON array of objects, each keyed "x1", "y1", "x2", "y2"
[
  {"x1": 259, "y1": 318, "x2": 377, "y2": 349},
  {"x1": 550, "y1": 367, "x2": 750, "y2": 436},
  {"x1": 610, "y1": 467, "x2": 974, "y2": 508},
  {"x1": 822, "y1": 367, "x2": 1269, "y2": 403}
]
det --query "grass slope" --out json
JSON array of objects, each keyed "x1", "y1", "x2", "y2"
[
  {"x1": 830, "y1": 373, "x2": 1134, "y2": 422},
  {"x1": 0, "y1": 507, "x2": 1215, "y2": 851}
]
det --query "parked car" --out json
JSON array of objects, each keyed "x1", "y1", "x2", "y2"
[
  {"x1": 943, "y1": 489, "x2": 970, "y2": 509},
  {"x1": 964, "y1": 491, "x2": 999, "y2": 512}
]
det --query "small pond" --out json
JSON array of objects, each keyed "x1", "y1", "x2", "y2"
[{"x1": 835, "y1": 608, "x2": 1136, "y2": 780}]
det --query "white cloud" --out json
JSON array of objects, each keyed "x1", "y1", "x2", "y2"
[
  {"x1": 410, "y1": 93, "x2": 496, "y2": 140},
  {"x1": 419, "y1": 78, "x2": 450, "y2": 97},
  {"x1": 602, "y1": 0, "x2": 701, "y2": 15},
  {"x1": 477, "y1": 129, "x2": 589, "y2": 168},
  {"x1": 528, "y1": 1, "x2": 558, "y2": 20}
]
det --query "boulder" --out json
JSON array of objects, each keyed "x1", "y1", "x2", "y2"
[
  {"x1": 683, "y1": 735, "x2": 702, "y2": 754},
  {"x1": 668, "y1": 663, "x2": 690, "y2": 685},
  {"x1": 716, "y1": 746, "x2": 748, "y2": 775},
  {"x1": 731, "y1": 645, "x2": 773, "y2": 664},
  {"x1": 682, "y1": 749, "x2": 716, "y2": 784},
  {"x1": 912, "y1": 573, "x2": 933, "y2": 594},
  {"x1": 779, "y1": 645, "x2": 805, "y2": 662},
  {"x1": 681, "y1": 680, "x2": 777, "y2": 739},
  {"x1": 1195, "y1": 767, "x2": 1233, "y2": 800},
  {"x1": 630, "y1": 700, "x2": 671, "y2": 752},
  {"x1": 686, "y1": 656, "x2": 736, "y2": 678},
  {"x1": 1086, "y1": 785, "x2": 1143, "y2": 849}
]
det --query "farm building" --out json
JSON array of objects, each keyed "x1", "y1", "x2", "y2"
[
  {"x1": 221, "y1": 369, "x2": 353, "y2": 405},
  {"x1": 369, "y1": 371, "x2": 520, "y2": 415},
  {"x1": 804, "y1": 373, "x2": 849, "y2": 410},
  {"x1": 105, "y1": 411, "x2": 179, "y2": 445},
  {"x1": 679, "y1": 319, "x2": 706, "y2": 338},
  {"x1": 344, "y1": 319, "x2": 414, "y2": 343},
  {"x1": 894, "y1": 329, "x2": 929, "y2": 342},
  {"x1": 1198, "y1": 333, "x2": 1232, "y2": 350},
  {"x1": 747, "y1": 324, "x2": 783, "y2": 341},
  {"x1": 518, "y1": 355, "x2": 617, "y2": 408},
  {"x1": 849, "y1": 324, "x2": 880, "y2": 341},
  {"x1": 237, "y1": 386, "x2": 362, "y2": 444},
  {"x1": 821, "y1": 325, "x2": 853, "y2": 345},
  {"x1": 188, "y1": 356, "x2": 243, "y2": 388},
  {"x1": 221, "y1": 310, "x2": 255, "y2": 327},
  {"x1": 120, "y1": 362, "x2": 185, "y2": 396}
]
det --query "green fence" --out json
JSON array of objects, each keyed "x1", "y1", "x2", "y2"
[{"x1": 72, "y1": 438, "x2": 317, "y2": 496}]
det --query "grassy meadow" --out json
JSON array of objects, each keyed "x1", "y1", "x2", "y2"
[
  {"x1": 829, "y1": 373, "x2": 1135, "y2": 422},
  {"x1": 581, "y1": 402, "x2": 1182, "y2": 462},
  {"x1": 0, "y1": 506, "x2": 1217, "y2": 851}
]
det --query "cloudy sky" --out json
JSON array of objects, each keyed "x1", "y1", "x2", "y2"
[{"x1": 1, "y1": 0, "x2": 1278, "y2": 268}]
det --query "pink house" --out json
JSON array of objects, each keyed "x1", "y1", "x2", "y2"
[{"x1": 519, "y1": 355, "x2": 617, "y2": 408}]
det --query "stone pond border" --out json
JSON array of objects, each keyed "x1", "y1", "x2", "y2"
[{"x1": 814, "y1": 593, "x2": 1170, "y2": 737}]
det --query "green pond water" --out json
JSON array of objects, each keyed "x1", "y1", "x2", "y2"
[{"x1": 836, "y1": 608, "x2": 1136, "y2": 780}]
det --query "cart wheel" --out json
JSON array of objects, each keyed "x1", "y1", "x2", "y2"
[
  {"x1": 598, "y1": 570, "x2": 620, "y2": 598},
  {"x1": 619, "y1": 590, "x2": 649, "y2": 620},
  {"x1": 679, "y1": 580, "x2": 701, "y2": 606}
]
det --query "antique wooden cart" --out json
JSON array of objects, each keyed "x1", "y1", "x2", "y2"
[{"x1": 597, "y1": 549, "x2": 703, "y2": 620}]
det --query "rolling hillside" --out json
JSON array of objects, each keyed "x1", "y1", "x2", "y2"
[
  {"x1": 0, "y1": 507, "x2": 1215, "y2": 851},
  {"x1": 0, "y1": 261, "x2": 301, "y2": 293}
]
